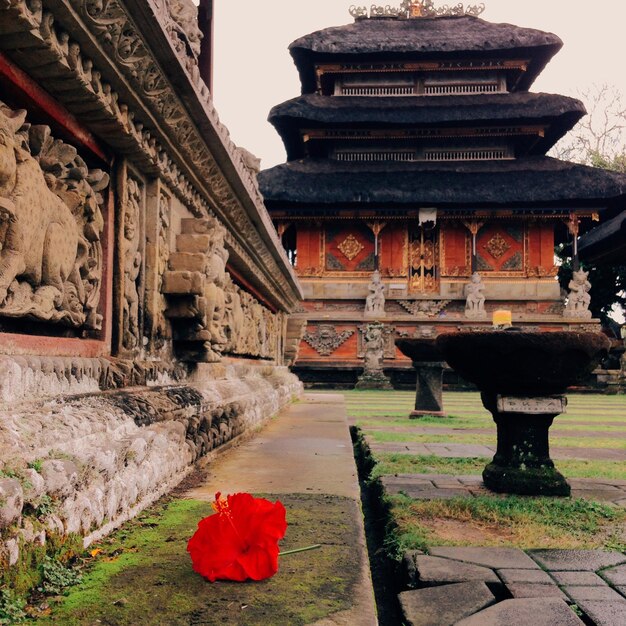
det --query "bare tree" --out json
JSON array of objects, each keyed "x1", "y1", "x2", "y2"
[{"x1": 552, "y1": 84, "x2": 626, "y2": 167}]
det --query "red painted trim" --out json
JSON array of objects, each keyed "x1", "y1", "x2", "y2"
[
  {"x1": 0, "y1": 50, "x2": 109, "y2": 163},
  {"x1": 0, "y1": 335, "x2": 108, "y2": 358},
  {"x1": 226, "y1": 264, "x2": 279, "y2": 314}
]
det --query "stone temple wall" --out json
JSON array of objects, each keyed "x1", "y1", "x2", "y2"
[{"x1": 0, "y1": 0, "x2": 303, "y2": 570}]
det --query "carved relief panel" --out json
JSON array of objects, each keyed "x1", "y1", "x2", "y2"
[
  {"x1": 144, "y1": 182, "x2": 172, "y2": 354},
  {"x1": 0, "y1": 101, "x2": 109, "y2": 335},
  {"x1": 357, "y1": 324, "x2": 396, "y2": 360},
  {"x1": 475, "y1": 223, "x2": 525, "y2": 275},
  {"x1": 115, "y1": 163, "x2": 146, "y2": 355}
]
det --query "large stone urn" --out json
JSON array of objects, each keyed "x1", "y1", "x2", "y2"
[
  {"x1": 436, "y1": 331, "x2": 610, "y2": 496},
  {"x1": 395, "y1": 337, "x2": 446, "y2": 417}
]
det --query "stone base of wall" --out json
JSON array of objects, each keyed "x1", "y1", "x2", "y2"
[{"x1": 0, "y1": 359, "x2": 302, "y2": 569}]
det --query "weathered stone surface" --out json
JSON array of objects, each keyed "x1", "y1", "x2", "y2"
[
  {"x1": 576, "y1": 600, "x2": 626, "y2": 626},
  {"x1": 506, "y1": 583, "x2": 568, "y2": 600},
  {"x1": 528, "y1": 549, "x2": 626, "y2": 571},
  {"x1": 175, "y1": 233, "x2": 212, "y2": 253},
  {"x1": 0, "y1": 478, "x2": 23, "y2": 529},
  {"x1": 602, "y1": 563, "x2": 626, "y2": 586},
  {"x1": 161, "y1": 270, "x2": 206, "y2": 295},
  {"x1": 498, "y1": 568, "x2": 554, "y2": 584},
  {"x1": 167, "y1": 252, "x2": 208, "y2": 272},
  {"x1": 455, "y1": 598, "x2": 584, "y2": 626},
  {"x1": 551, "y1": 571, "x2": 608, "y2": 586},
  {"x1": 563, "y1": 585, "x2": 626, "y2": 602},
  {"x1": 398, "y1": 582, "x2": 495, "y2": 626},
  {"x1": 430, "y1": 547, "x2": 539, "y2": 570},
  {"x1": 406, "y1": 554, "x2": 500, "y2": 586},
  {"x1": 40, "y1": 460, "x2": 79, "y2": 498}
]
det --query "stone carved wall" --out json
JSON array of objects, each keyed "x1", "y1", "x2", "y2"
[
  {"x1": 0, "y1": 0, "x2": 299, "y2": 313},
  {"x1": 163, "y1": 217, "x2": 283, "y2": 363},
  {"x1": 0, "y1": 102, "x2": 108, "y2": 331}
]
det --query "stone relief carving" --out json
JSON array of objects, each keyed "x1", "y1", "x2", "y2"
[
  {"x1": 357, "y1": 324, "x2": 396, "y2": 360},
  {"x1": 154, "y1": 190, "x2": 171, "y2": 349},
  {"x1": 121, "y1": 175, "x2": 144, "y2": 350},
  {"x1": 355, "y1": 322, "x2": 393, "y2": 389},
  {"x1": 303, "y1": 325, "x2": 354, "y2": 357},
  {"x1": 163, "y1": 0, "x2": 203, "y2": 60},
  {"x1": 0, "y1": 102, "x2": 108, "y2": 330},
  {"x1": 0, "y1": 0, "x2": 298, "y2": 313},
  {"x1": 564, "y1": 269, "x2": 592, "y2": 319},
  {"x1": 365, "y1": 270, "x2": 386, "y2": 317},
  {"x1": 464, "y1": 272, "x2": 487, "y2": 319},
  {"x1": 399, "y1": 299, "x2": 450, "y2": 318}
]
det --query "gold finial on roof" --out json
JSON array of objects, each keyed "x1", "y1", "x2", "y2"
[{"x1": 349, "y1": 1, "x2": 485, "y2": 20}]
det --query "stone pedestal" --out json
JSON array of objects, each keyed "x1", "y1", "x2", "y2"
[
  {"x1": 355, "y1": 369, "x2": 393, "y2": 390},
  {"x1": 411, "y1": 361, "x2": 445, "y2": 418},
  {"x1": 481, "y1": 393, "x2": 570, "y2": 496}
]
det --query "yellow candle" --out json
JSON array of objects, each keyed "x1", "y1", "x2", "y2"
[{"x1": 493, "y1": 309, "x2": 512, "y2": 327}]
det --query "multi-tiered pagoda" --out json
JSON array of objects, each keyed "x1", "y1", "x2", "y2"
[{"x1": 259, "y1": 1, "x2": 626, "y2": 386}]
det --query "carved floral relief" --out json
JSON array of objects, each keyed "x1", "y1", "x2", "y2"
[{"x1": 0, "y1": 101, "x2": 108, "y2": 330}]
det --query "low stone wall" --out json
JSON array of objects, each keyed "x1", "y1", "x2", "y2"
[{"x1": 0, "y1": 361, "x2": 302, "y2": 570}]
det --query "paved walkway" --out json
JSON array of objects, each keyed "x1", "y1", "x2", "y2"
[{"x1": 186, "y1": 393, "x2": 377, "y2": 626}]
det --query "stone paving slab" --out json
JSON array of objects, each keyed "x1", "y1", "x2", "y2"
[
  {"x1": 398, "y1": 581, "x2": 495, "y2": 626},
  {"x1": 455, "y1": 598, "x2": 585, "y2": 625},
  {"x1": 380, "y1": 473, "x2": 626, "y2": 506},
  {"x1": 529, "y1": 549, "x2": 626, "y2": 571},
  {"x1": 601, "y1": 563, "x2": 626, "y2": 585},
  {"x1": 506, "y1": 583, "x2": 568, "y2": 600},
  {"x1": 428, "y1": 547, "x2": 539, "y2": 570},
  {"x1": 551, "y1": 571, "x2": 608, "y2": 586},
  {"x1": 398, "y1": 546, "x2": 626, "y2": 626},
  {"x1": 575, "y1": 600, "x2": 626, "y2": 626}
]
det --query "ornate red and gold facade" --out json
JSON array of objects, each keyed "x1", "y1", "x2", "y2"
[{"x1": 260, "y1": 2, "x2": 626, "y2": 385}]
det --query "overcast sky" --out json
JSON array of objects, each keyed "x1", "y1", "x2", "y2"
[{"x1": 212, "y1": 1, "x2": 626, "y2": 168}]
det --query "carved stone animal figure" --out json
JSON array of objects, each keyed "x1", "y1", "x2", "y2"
[{"x1": 0, "y1": 108, "x2": 82, "y2": 306}]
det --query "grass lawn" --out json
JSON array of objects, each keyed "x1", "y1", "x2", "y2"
[{"x1": 342, "y1": 389, "x2": 626, "y2": 553}]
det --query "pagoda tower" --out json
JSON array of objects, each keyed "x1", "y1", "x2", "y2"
[{"x1": 259, "y1": 1, "x2": 626, "y2": 387}]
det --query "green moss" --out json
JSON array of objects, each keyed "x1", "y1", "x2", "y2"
[{"x1": 41, "y1": 494, "x2": 361, "y2": 626}]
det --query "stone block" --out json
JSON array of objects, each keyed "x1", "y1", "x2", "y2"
[
  {"x1": 404, "y1": 554, "x2": 499, "y2": 587},
  {"x1": 498, "y1": 568, "x2": 554, "y2": 584},
  {"x1": 550, "y1": 571, "x2": 607, "y2": 586},
  {"x1": 168, "y1": 252, "x2": 208, "y2": 272},
  {"x1": 528, "y1": 549, "x2": 626, "y2": 572},
  {"x1": 430, "y1": 547, "x2": 539, "y2": 570},
  {"x1": 601, "y1": 563, "x2": 626, "y2": 586},
  {"x1": 175, "y1": 234, "x2": 212, "y2": 253},
  {"x1": 0, "y1": 478, "x2": 23, "y2": 529},
  {"x1": 563, "y1": 585, "x2": 626, "y2": 602},
  {"x1": 161, "y1": 271, "x2": 206, "y2": 295},
  {"x1": 575, "y1": 600, "x2": 626, "y2": 626},
  {"x1": 165, "y1": 296, "x2": 207, "y2": 319},
  {"x1": 506, "y1": 583, "x2": 567, "y2": 600},
  {"x1": 398, "y1": 581, "x2": 495, "y2": 626},
  {"x1": 455, "y1": 598, "x2": 584, "y2": 626}
]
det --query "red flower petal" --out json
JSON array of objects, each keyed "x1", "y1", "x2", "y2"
[{"x1": 187, "y1": 493, "x2": 287, "y2": 582}]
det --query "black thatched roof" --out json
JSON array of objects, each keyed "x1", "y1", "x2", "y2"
[
  {"x1": 259, "y1": 157, "x2": 626, "y2": 210},
  {"x1": 579, "y1": 211, "x2": 626, "y2": 263},
  {"x1": 290, "y1": 16, "x2": 562, "y2": 93},
  {"x1": 269, "y1": 92, "x2": 585, "y2": 160}
]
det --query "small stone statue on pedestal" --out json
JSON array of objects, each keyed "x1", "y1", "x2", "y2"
[
  {"x1": 564, "y1": 269, "x2": 592, "y2": 319},
  {"x1": 464, "y1": 272, "x2": 486, "y2": 319},
  {"x1": 365, "y1": 270, "x2": 386, "y2": 318},
  {"x1": 355, "y1": 321, "x2": 392, "y2": 389}
]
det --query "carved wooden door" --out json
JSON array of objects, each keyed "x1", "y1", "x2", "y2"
[{"x1": 408, "y1": 223, "x2": 439, "y2": 293}]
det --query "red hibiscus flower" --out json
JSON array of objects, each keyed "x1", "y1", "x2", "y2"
[{"x1": 187, "y1": 492, "x2": 287, "y2": 582}]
